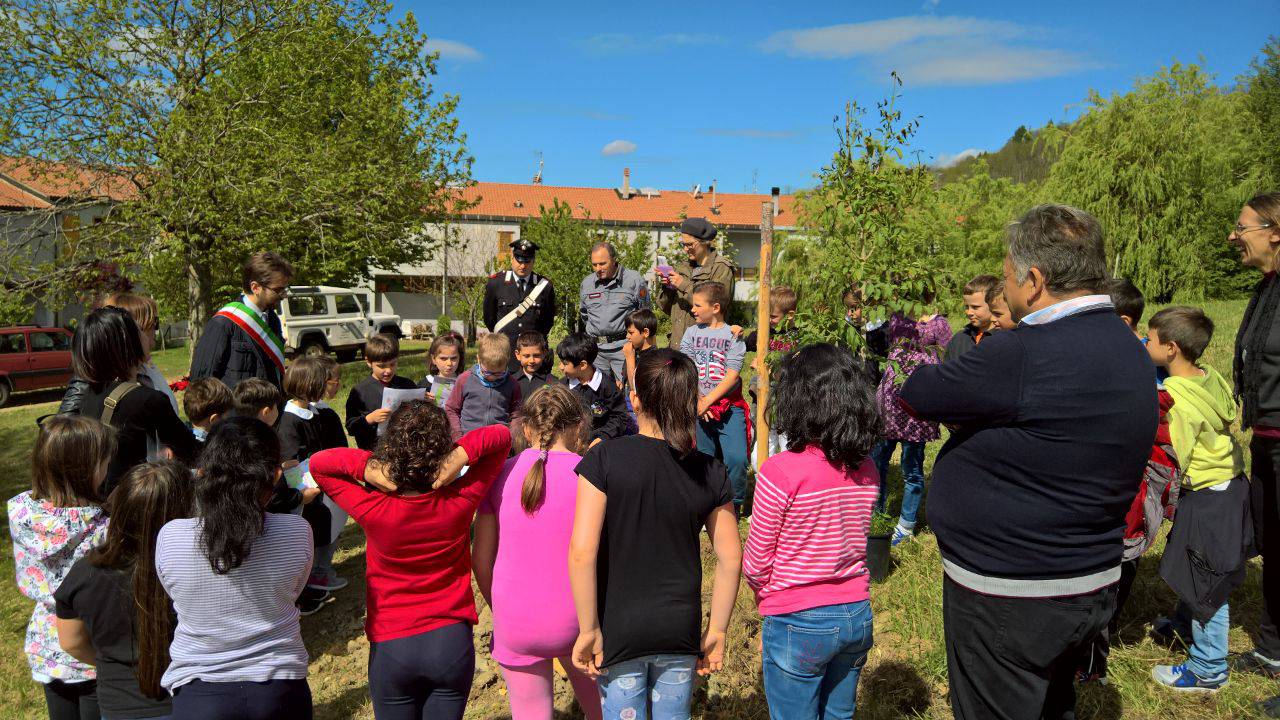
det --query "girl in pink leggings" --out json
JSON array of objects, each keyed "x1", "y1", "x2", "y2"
[{"x1": 473, "y1": 384, "x2": 602, "y2": 720}]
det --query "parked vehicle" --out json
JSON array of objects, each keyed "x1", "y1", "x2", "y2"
[
  {"x1": 0, "y1": 326, "x2": 74, "y2": 407},
  {"x1": 279, "y1": 286, "x2": 402, "y2": 361}
]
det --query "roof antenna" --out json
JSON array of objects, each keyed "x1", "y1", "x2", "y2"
[{"x1": 531, "y1": 151, "x2": 543, "y2": 185}]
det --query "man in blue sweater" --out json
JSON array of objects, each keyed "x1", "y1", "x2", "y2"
[{"x1": 902, "y1": 204, "x2": 1157, "y2": 720}]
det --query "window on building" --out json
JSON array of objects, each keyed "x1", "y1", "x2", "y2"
[
  {"x1": 335, "y1": 294, "x2": 361, "y2": 315},
  {"x1": 739, "y1": 266, "x2": 760, "y2": 281}
]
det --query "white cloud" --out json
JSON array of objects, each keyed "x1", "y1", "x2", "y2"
[
  {"x1": 581, "y1": 33, "x2": 726, "y2": 55},
  {"x1": 601, "y1": 140, "x2": 637, "y2": 156},
  {"x1": 759, "y1": 16, "x2": 1098, "y2": 86},
  {"x1": 761, "y1": 17, "x2": 1024, "y2": 58},
  {"x1": 933, "y1": 148, "x2": 982, "y2": 168},
  {"x1": 425, "y1": 39, "x2": 482, "y2": 62}
]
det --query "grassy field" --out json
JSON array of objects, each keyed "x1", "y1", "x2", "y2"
[{"x1": 0, "y1": 301, "x2": 1275, "y2": 719}]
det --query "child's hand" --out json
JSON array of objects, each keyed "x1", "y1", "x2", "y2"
[
  {"x1": 301, "y1": 487, "x2": 322, "y2": 504},
  {"x1": 366, "y1": 408, "x2": 391, "y2": 425},
  {"x1": 730, "y1": 325, "x2": 743, "y2": 338},
  {"x1": 697, "y1": 629, "x2": 727, "y2": 676},
  {"x1": 696, "y1": 397, "x2": 710, "y2": 417},
  {"x1": 572, "y1": 629, "x2": 605, "y2": 677},
  {"x1": 282, "y1": 459, "x2": 300, "y2": 470},
  {"x1": 432, "y1": 446, "x2": 469, "y2": 490}
]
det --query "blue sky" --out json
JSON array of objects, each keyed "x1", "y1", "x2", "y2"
[{"x1": 399, "y1": 0, "x2": 1278, "y2": 193}]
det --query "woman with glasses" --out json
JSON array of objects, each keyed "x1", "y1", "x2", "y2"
[{"x1": 1225, "y1": 193, "x2": 1280, "y2": 717}]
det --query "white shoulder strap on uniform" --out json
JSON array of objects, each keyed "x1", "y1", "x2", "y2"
[{"x1": 494, "y1": 278, "x2": 550, "y2": 334}]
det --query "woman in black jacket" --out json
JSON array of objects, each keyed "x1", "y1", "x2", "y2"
[
  {"x1": 1228, "y1": 192, "x2": 1280, "y2": 716},
  {"x1": 71, "y1": 308, "x2": 196, "y2": 497}
]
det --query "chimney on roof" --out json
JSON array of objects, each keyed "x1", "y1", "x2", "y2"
[
  {"x1": 771, "y1": 186, "x2": 780, "y2": 218},
  {"x1": 710, "y1": 180, "x2": 719, "y2": 215},
  {"x1": 616, "y1": 167, "x2": 635, "y2": 199}
]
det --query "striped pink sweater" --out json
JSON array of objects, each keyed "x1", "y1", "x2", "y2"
[{"x1": 742, "y1": 447, "x2": 879, "y2": 616}]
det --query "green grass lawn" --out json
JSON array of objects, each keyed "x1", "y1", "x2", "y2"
[{"x1": 0, "y1": 303, "x2": 1274, "y2": 719}]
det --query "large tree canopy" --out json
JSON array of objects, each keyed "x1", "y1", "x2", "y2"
[{"x1": 0, "y1": 0, "x2": 470, "y2": 339}]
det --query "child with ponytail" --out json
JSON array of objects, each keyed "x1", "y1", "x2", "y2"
[
  {"x1": 55, "y1": 460, "x2": 193, "y2": 720},
  {"x1": 473, "y1": 384, "x2": 602, "y2": 720},
  {"x1": 569, "y1": 349, "x2": 742, "y2": 720}
]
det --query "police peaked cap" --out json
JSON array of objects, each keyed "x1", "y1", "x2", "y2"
[
  {"x1": 680, "y1": 217, "x2": 717, "y2": 242},
  {"x1": 510, "y1": 238, "x2": 538, "y2": 259}
]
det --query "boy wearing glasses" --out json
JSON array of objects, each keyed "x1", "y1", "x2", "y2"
[
  {"x1": 191, "y1": 251, "x2": 294, "y2": 390},
  {"x1": 444, "y1": 332, "x2": 523, "y2": 440}
]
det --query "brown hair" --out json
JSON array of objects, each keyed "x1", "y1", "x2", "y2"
[
  {"x1": 963, "y1": 275, "x2": 999, "y2": 302},
  {"x1": 232, "y1": 377, "x2": 282, "y2": 416},
  {"x1": 634, "y1": 348, "x2": 698, "y2": 454},
  {"x1": 478, "y1": 333, "x2": 511, "y2": 369},
  {"x1": 32, "y1": 415, "x2": 115, "y2": 507},
  {"x1": 284, "y1": 356, "x2": 329, "y2": 404},
  {"x1": 183, "y1": 377, "x2": 233, "y2": 425},
  {"x1": 315, "y1": 354, "x2": 340, "y2": 377},
  {"x1": 89, "y1": 460, "x2": 192, "y2": 699},
  {"x1": 1149, "y1": 306, "x2": 1215, "y2": 363},
  {"x1": 514, "y1": 331, "x2": 547, "y2": 351},
  {"x1": 241, "y1": 251, "x2": 294, "y2": 293},
  {"x1": 519, "y1": 384, "x2": 587, "y2": 514},
  {"x1": 842, "y1": 285, "x2": 863, "y2": 309},
  {"x1": 1247, "y1": 192, "x2": 1280, "y2": 229},
  {"x1": 101, "y1": 292, "x2": 158, "y2": 333},
  {"x1": 365, "y1": 333, "x2": 399, "y2": 363},
  {"x1": 692, "y1": 281, "x2": 728, "y2": 311},
  {"x1": 370, "y1": 400, "x2": 456, "y2": 492},
  {"x1": 769, "y1": 285, "x2": 798, "y2": 315}
]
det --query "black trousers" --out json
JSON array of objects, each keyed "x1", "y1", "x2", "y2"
[
  {"x1": 1252, "y1": 436, "x2": 1280, "y2": 659},
  {"x1": 43, "y1": 679, "x2": 98, "y2": 720},
  {"x1": 368, "y1": 621, "x2": 474, "y2": 720},
  {"x1": 943, "y1": 575, "x2": 1117, "y2": 720},
  {"x1": 172, "y1": 678, "x2": 312, "y2": 720},
  {"x1": 1075, "y1": 558, "x2": 1139, "y2": 678}
]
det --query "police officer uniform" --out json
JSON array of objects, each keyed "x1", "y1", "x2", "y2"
[
  {"x1": 579, "y1": 264, "x2": 650, "y2": 383},
  {"x1": 483, "y1": 239, "x2": 556, "y2": 372}
]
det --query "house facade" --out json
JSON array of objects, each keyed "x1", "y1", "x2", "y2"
[{"x1": 370, "y1": 170, "x2": 797, "y2": 330}]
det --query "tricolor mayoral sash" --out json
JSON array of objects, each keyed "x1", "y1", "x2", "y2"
[{"x1": 216, "y1": 300, "x2": 285, "y2": 373}]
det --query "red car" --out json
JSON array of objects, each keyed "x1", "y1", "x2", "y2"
[{"x1": 0, "y1": 326, "x2": 74, "y2": 407}]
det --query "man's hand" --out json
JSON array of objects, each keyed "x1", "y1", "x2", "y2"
[
  {"x1": 432, "y1": 446, "x2": 470, "y2": 490},
  {"x1": 365, "y1": 408, "x2": 391, "y2": 425}
]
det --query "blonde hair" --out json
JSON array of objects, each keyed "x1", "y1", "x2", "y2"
[
  {"x1": 769, "y1": 285, "x2": 798, "y2": 314},
  {"x1": 102, "y1": 292, "x2": 158, "y2": 333},
  {"x1": 519, "y1": 384, "x2": 587, "y2": 513},
  {"x1": 478, "y1": 333, "x2": 511, "y2": 370}
]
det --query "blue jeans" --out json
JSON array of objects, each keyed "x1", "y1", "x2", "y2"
[
  {"x1": 1187, "y1": 602, "x2": 1230, "y2": 678},
  {"x1": 762, "y1": 601, "x2": 874, "y2": 720},
  {"x1": 871, "y1": 439, "x2": 925, "y2": 525},
  {"x1": 597, "y1": 654, "x2": 697, "y2": 720},
  {"x1": 697, "y1": 405, "x2": 749, "y2": 508}
]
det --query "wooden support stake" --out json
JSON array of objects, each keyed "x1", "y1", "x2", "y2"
[{"x1": 755, "y1": 201, "x2": 774, "y2": 470}]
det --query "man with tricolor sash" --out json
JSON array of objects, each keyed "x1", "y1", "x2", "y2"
[{"x1": 191, "y1": 252, "x2": 295, "y2": 390}]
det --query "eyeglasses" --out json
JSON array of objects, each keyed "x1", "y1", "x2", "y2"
[
  {"x1": 265, "y1": 284, "x2": 290, "y2": 296},
  {"x1": 1234, "y1": 222, "x2": 1274, "y2": 235}
]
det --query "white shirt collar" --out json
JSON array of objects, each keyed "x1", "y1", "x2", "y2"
[
  {"x1": 284, "y1": 401, "x2": 315, "y2": 420},
  {"x1": 568, "y1": 369, "x2": 604, "y2": 392},
  {"x1": 1019, "y1": 294, "x2": 1114, "y2": 326},
  {"x1": 241, "y1": 293, "x2": 263, "y2": 314}
]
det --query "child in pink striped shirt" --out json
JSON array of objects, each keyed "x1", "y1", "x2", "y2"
[{"x1": 743, "y1": 343, "x2": 882, "y2": 720}]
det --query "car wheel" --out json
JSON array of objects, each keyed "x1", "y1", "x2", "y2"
[
  {"x1": 0, "y1": 380, "x2": 10, "y2": 408},
  {"x1": 300, "y1": 340, "x2": 327, "y2": 358},
  {"x1": 379, "y1": 325, "x2": 402, "y2": 338}
]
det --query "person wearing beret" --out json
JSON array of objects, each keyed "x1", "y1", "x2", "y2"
[
  {"x1": 484, "y1": 238, "x2": 557, "y2": 372},
  {"x1": 657, "y1": 217, "x2": 738, "y2": 349}
]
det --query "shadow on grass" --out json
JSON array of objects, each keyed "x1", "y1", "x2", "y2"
[
  {"x1": 2, "y1": 388, "x2": 67, "y2": 409},
  {"x1": 1076, "y1": 678, "x2": 1124, "y2": 720},
  {"x1": 313, "y1": 681, "x2": 370, "y2": 720},
  {"x1": 859, "y1": 660, "x2": 932, "y2": 719},
  {"x1": 301, "y1": 524, "x2": 370, "y2": 660}
]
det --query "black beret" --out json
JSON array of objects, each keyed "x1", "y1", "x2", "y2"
[
  {"x1": 680, "y1": 217, "x2": 717, "y2": 241},
  {"x1": 510, "y1": 239, "x2": 538, "y2": 259}
]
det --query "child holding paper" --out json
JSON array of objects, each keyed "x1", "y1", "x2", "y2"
[{"x1": 346, "y1": 334, "x2": 419, "y2": 451}]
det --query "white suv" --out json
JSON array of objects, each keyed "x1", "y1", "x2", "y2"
[{"x1": 280, "y1": 285, "x2": 402, "y2": 360}]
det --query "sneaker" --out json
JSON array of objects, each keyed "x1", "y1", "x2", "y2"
[
  {"x1": 306, "y1": 573, "x2": 349, "y2": 592},
  {"x1": 1257, "y1": 694, "x2": 1280, "y2": 718},
  {"x1": 891, "y1": 526, "x2": 914, "y2": 547},
  {"x1": 1151, "y1": 663, "x2": 1227, "y2": 693},
  {"x1": 297, "y1": 587, "x2": 330, "y2": 617},
  {"x1": 1234, "y1": 649, "x2": 1280, "y2": 678},
  {"x1": 1150, "y1": 616, "x2": 1192, "y2": 648}
]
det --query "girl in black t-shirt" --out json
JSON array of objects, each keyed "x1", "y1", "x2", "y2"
[
  {"x1": 54, "y1": 460, "x2": 192, "y2": 720},
  {"x1": 569, "y1": 349, "x2": 742, "y2": 720}
]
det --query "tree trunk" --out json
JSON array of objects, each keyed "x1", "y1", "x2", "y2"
[{"x1": 186, "y1": 252, "x2": 214, "y2": 356}]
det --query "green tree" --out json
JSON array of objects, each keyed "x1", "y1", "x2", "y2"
[
  {"x1": 775, "y1": 74, "x2": 936, "y2": 350},
  {"x1": 520, "y1": 200, "x2": 651, "y2": 338},
  {"x1": 1044, "y1": 62, "x2": 1264, "y2": 301},
  {"x1": 0, "y1": 0, "x2": 470, "y2": 343},
  {"x1": 1244, "y1": 37, "x2": 1280, "y2": 185}
]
